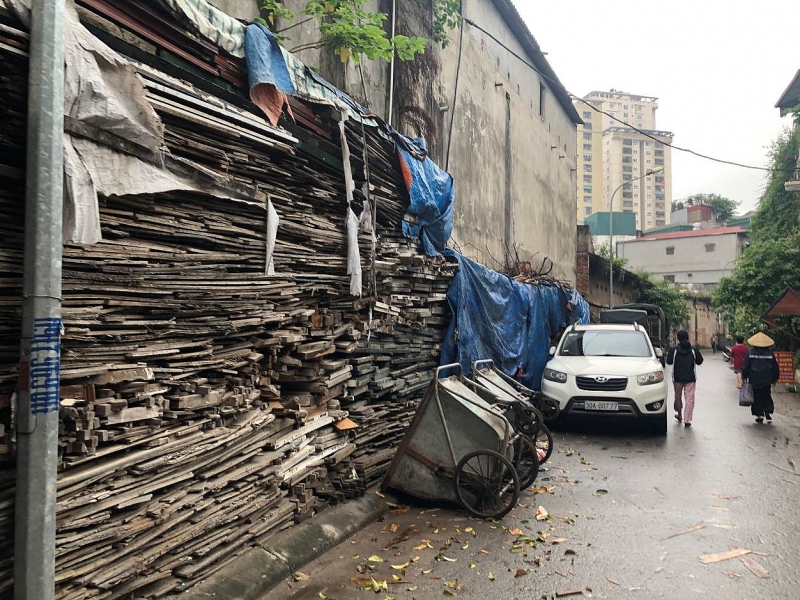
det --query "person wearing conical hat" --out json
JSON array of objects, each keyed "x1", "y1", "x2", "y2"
[{"x1": 741, "y1": 332, "x2": 780, "y2": 423}]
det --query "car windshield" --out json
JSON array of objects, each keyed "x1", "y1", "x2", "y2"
[{"x1": 559, "y1": 330, "x2": 651, "y2": 358}]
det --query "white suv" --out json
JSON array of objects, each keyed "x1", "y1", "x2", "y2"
[{"x1": 541, "y1": 323, "x2": 668, "y2": 434}]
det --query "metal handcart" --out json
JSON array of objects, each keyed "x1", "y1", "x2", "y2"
[
  {"x1": 470, "y1": 359, "x2": 556, "y2": 465},
  {"x1": 382, "y1": 365, "x2": 525, "y2": 519}
]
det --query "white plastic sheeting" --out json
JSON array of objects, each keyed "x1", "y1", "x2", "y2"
[
  {"x1": 337, "y1": 109, "x2": 363, "y2": 297},
  {"x1": 9, "y1": 0, "x2": 269, "y2": 245},
  {"x1": 346, "y1": 208, "x2": 363, "y2": 297},
  {"x1": 265, "y1": 199, "x2": 279, "y2": 276},
  {"x1": 64, "y1": 4, "x2": 164, "y2": 151}
]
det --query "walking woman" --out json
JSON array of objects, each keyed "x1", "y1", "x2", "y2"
[
  {"x1": 666, "y1": 330, "x2": 704, "y2": 427},
  {"x1": 741, "y1": 332, "x2": 780, "y2": 423}
]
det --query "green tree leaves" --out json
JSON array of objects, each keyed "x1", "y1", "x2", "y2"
[
  {"x1": 749, "y1": 129, "x2": 800, "y2": 241},
  {"x1": 258, "y1": 0, "x2": 460, "y2": 64},
  {"x1": 676, "y1": 193, "x2": 740, "y2": 223},
  {"x1": 713, "y1": 237, "x2": 800, "y2": 335},
  {"x1": 636, "y1": 278, "x2": 690, "y2": 330},
  {"x1": 433, "y1": 0, "x2": 462, "y2": 48},
  {"x1": 714, "y1": 125, "x2": 800, "y2": 338}
]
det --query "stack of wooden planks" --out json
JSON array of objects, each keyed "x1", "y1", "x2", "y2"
[{"x1": 0, "y1": 2, "x2": 458, "y2": 597}]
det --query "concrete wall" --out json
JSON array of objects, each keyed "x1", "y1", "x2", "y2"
[
  {"x1": 679, "y1": 297, "x2": 720, "y2": 348},
  {"x1": 209, "y1": 0, "x2": 259, "y2": 19},
  {"x1": 216, "y1": 0, "x2": 579, "y2": 282},
  {"x1": 586, "y1": 253, "x2": 640, "y2": 316},
  {"x1": 617, "y1": 232, "x2": 746, "y2": 290},
  {"x1": 441, "y1": 0, "x2": 578, "y2": 282}
]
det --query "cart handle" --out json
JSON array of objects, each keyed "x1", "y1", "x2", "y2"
[
  {"x1": 436, "y1": 363, "x2": 462, "y2": 379},
  {"x1": 493, "y1": 368, "x2": 535, "y2": 395},
  {"x1": 471, "y1": 359, "x2": 495, "y2": 373}
]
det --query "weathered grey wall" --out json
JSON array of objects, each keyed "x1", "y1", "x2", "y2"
[
  {"x1": 213, "y1": 0, "x2": 578, "y2": 283},
  {"x1": 208, "y1": 0, "x2": 260, "y2": 19},
  {"x1": 438, "y1": 0, "x2": 578, "y2": 282}
]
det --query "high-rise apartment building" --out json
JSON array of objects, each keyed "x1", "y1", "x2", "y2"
[{"x1": 575, "y1": 90, "x2": 673, "y2": 231}]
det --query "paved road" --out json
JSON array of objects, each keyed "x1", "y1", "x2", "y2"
[{"x1": 264, "y1": 354, "x2": 800, "y2": 599}]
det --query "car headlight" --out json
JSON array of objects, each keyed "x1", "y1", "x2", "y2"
[
  {"x1": 637, "y1": 371, "x2": 664, "y2": 386},
  {"x1": 544, "y1": 368, "x2": 568, "y2": 383}
]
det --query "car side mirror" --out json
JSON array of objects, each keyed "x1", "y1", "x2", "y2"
[
  {"x1": 549, "y1": 346, "x2": 556, "y2": 357},
  {"x1": 655, "y1": 348, "x2": 663, "y2": 358}
]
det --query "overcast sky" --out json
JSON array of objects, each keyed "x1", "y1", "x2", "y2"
[{"x1": 513, "y1": 0, "x2": 800, "y2": 214}]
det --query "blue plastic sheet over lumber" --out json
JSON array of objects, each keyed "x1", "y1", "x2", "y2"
[
  {"x1": 441, "y1": 250, "x2": 590, "y2": 391},
  {"x1": 245, "y1": 23, "x2": 296, "y2": 95},
  {"x1": 397, "y1": 139, "x2": 455, "y2": 256}
]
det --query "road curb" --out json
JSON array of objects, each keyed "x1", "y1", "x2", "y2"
[{"x1": 174, "y1": 489, "x2": 393, "y2": 599}]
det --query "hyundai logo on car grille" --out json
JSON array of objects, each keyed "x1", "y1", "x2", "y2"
[{"x1": 576, "y1": 376, "x2": 628, "y2": 392}]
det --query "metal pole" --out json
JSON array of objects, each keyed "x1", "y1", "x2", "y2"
[
  {"x1": 387, "y1": 0, "x2": 397, "y2": 126},
  {"x1": 15, "y1": 0, "x2": 66, "y2": 598}
]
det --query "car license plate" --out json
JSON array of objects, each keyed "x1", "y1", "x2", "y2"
[{"x1": 584, "y1": 400, "x2": 619, "y2": 411}]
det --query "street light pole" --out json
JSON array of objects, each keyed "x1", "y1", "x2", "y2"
[{"x1": 608, "y1": 167, "x2": 663, "y2": 308}]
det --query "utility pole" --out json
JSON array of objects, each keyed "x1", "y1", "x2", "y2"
[{"x1": 14, "y1": 1, "x2": 66, "y2": 598}]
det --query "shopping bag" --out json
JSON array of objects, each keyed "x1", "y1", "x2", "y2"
[{"x1": 738, "y1": 383, "x2": 754, "y2": 407}]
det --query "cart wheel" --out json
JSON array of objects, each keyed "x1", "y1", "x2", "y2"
[
  {"x1": 455, "y1": 449, "x2": 520, "y2": 519},
  {"x1": 535, "y1": 394, "x2": 561, "y2": 421},
  {"x1": 517, "y1": 404, "x2": 544, "y2": 436},
  {"x1": 536, "y1": 424, "x2": 554, "y2": 464},
  {"x1": 513, "y1": 435, "x2": 540, "y2": 489}
]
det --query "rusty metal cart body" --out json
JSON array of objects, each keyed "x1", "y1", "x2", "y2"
[
  {"x1": 382, "y1": 365, "x2": 521, "y2": 519},
  {"x1": 470, "y1": 359, "x2": 556, "y2": 465}
]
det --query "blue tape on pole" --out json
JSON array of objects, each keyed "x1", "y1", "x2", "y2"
[{"x1": 29, "y1": 317, "x2": 62, "y2": 415}]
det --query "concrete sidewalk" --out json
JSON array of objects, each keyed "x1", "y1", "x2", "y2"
[{"x1": 175, "y1": 490, "x2": 393, "y2": 599}]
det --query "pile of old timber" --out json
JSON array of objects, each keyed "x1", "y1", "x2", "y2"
[{"x1": 0, "y1": 2, "x2": 458, "y2": 597}]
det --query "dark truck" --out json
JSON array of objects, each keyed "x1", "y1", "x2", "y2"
[{"x1": 600, "y1": 303, "x2": 667, "y2": 364}]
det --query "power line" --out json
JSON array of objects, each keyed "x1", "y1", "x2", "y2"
[
  {"x1": 573, "y1": 97, "x2": 781, "y2": 172},
  {"x1": 463, "y1": 17, "x2": 793, "y2": 173}
]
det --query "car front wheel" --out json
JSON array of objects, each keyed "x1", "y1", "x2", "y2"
[{"x1": 647, "y1": 412, "x2": 668, "y2": 436}]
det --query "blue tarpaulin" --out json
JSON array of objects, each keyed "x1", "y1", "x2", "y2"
[
  {"x1": 397, "y1": 139, "x2": 455, "y2": 257},
  {"x1": 245, "y1": 23, "x2": 296, "y2": 95},
  {"x1": 441, "y1": 250, "x2": 590, "y2": 391}
]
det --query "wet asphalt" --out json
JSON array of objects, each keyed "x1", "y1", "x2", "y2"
[{"x1": 263, "y1": 354, "x2": 800, "y2": 600}]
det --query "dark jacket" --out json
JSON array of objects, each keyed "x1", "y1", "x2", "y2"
[
  {"x1": 742, "y1": 348, "x2": 779, "y2": 388},
  {"x1": 666, "y1": 340, "x2": 704, "y2": 383}
]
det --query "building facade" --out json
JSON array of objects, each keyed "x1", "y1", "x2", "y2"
[
  {"x1": 617, "y1": 227, "x2": 748, "y2": 292},
  {"x1": 575, "y1": 90, "x2": 674, "y2": 231},
  {"x1": 576, "y1": 99, "x2": 604, "y2": 221}
]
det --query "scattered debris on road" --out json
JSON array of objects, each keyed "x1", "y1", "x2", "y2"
[
  {"x1": 699, "y1": 548, "x2": 752, "y2": 564},
  {"x1": 663, "y1": 522, "x2": 705, "y2": 540}
]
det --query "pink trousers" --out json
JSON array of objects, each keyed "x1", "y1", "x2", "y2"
[{"x1": 673, "y1": 381, "x2": 696, "y2": 422}]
